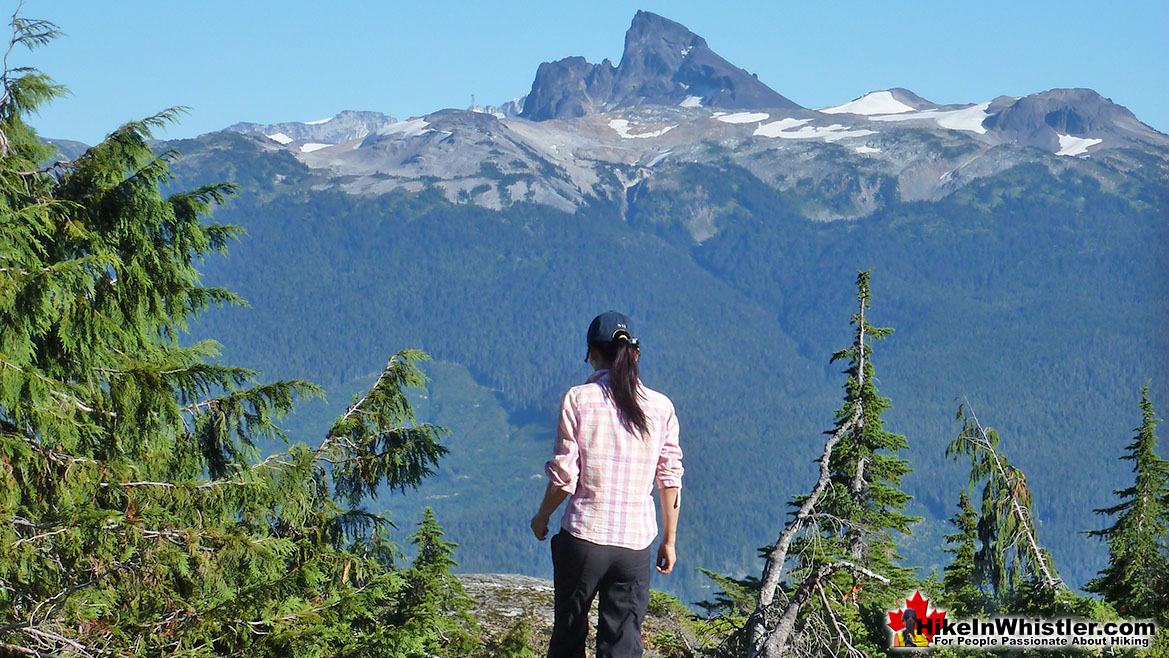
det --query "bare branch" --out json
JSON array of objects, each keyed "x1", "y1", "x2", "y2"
[
  {"x1": 954, "y1": 401, "x2": 1061, "y2": 591},
  {"x1": 817, "y1": 581, "x2": 864, "y2": 658},
  {"x1": 762, "y1": 562, "x2": 889, "y2": 658},
  {"x1": 746, "y1": 286, "x2": 868, "y2": 656}
]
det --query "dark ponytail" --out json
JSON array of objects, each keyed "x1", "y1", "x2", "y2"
[
  {"x1": 594, "y1": 337, "x2": 648, "y2": 436},
  {"x1": 901, "y1": 607, "x2": 920, "y2": 644}
]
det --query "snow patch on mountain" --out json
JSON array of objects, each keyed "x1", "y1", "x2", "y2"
[
  {"x1": 821, "y1": 91, "x2": 915, "y2": 116},
  {"x1": 647, "y1": 150, "x2": 672, "y2": 166},
  {"x1": 753, "y1": 118, "x2": 810, "y2": 136},
  {"x1": 755, "y1": 120, "x2": 875, "y2": 142},
  {"x1": 868, "y1": 102, "x2": 991, "y2": 134},
  {"x1": 717, "y1": 112, "x2": 770, "y2": 124},
  {"x1": 299, "y1": 143, "x2": 332, "y2": 153},
  {"x1": 679, "y1": 95, "x2": 703, "y2": 108},
  {"x1": 1055, "y1": 134, "x2": 1102, "y2": 157},
  {"x1": 608, "y1": 119, "x2": 676, "y2": 139},
  {"x1": 230, "y1": 111, "x2": 397, "y2": 145},
  {"x1": 377, "y1": 118, "x2": 432, "y2": 139}
]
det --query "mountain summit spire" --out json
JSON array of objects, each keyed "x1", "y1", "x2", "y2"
[{"x1": 521, "y1": 11, "x2": 800, "y2": 121}]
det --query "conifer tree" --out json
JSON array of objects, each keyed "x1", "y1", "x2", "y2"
[
  {"x1": 411, "y1": 506, "x2": 461, "y2": 575},
  {"x1": 393, "y1": 507, "x2": 480, "y2": 656},
  {"x1": 947, "y1": 403, "x2": 1064, "y2": 608},
  {"x1": 744, "y1": 271, "x2": 918, "y2": 658},
  {"x1": 493, "y1": 619, "x2": 537, "y2": 658},
  {"x1": 0, "y1": 12, "x2": 466, "y2": 657},
  {"x1": 1085, "y1": 384, "x2": 1169, "y2": 623},
  {"x1": 801, "y1": 270, "x2": 918, "y2": 654},
  {"x1": 941, "y1": 489, "x2": 988, "y2": 616}
]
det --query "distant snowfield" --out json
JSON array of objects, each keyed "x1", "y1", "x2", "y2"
[
  {"x1": 299, "y1": 143, "x2": 331, "y2": 153},
  {"x1": 821, "y1": 91, "x2": 915, "y2": 116},
  {"x1": 753, "y1": 118, "x2": 810, "y2": 136},
  {"x1": 755, "y1": 119, "x2": 876, "y2": 142},
  {"x1": 608, "y1": 119, "x2": 675, "y2": 139},
  {"x1": 679, "y1": 95, "x2": 703, "y2": 108},
  {"x1": 377, "y1": 118, "x2": 432, "y2": 139},
  {"x1": 647, "y1": 150, "x2": 672, "y2": 167},
  {"x1": 853, "y1": 145, "x2": 881, "y2": 154},
  {"x1": 305, "y1": 117, "x2": 332, "y2": 125},
  {"x1": 266, "y1": 132, "x2": 293, "y2": 145},
  {"x1": 717, "y1": 112, "x2": 770, "y2": 124},
  {"x1": 1056, "y1": 134, "x2": 1102, "y2": 157},
  {"x1": 867, "y1": 102, "x2": 991, "y2": 134}
]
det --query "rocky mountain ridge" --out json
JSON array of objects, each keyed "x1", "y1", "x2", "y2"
[
  {"x1": 225, "y1": 110, "x2": 396, "y2": 150},
  {"x1": 196, "y1": 11, "x2": 1167, "y2": 226}
]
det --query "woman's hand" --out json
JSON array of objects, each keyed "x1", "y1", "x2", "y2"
[
  {"x1": 655, "y1": 542, "x2": 676, "y2": 574},
  {"x1": 532, "y1": 483, "x2": 569, "y2": 541},
  {"x1": 530, "y1": 513, "x2": 550, "y2": 541}
]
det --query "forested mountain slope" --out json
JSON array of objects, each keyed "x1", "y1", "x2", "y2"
[{"x1": 169, "y1": 126, "x2": 1168, "y2": 604}]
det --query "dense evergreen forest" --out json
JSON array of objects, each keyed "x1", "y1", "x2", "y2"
[
  {"x1": 166, "y1": 127, "x2": 1168, "y2": 605},
  {"x1": 2, "y1": 11, "x2": 1167, "y2": 657},
  {"x1": 0, "y1": 16, "x2": 520, "y2": 657}
]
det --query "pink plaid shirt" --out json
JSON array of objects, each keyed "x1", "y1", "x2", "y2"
[{"x1": 544, "y1": 370, "x2": 683, "y2": 550}]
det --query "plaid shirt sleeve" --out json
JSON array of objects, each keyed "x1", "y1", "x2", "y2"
[
  {"x1": 655, "y1": 403, "x2": 683, "y2": 489},
  {"x1": 544, "y1": 390, "x2": 580, "y2": 494}
]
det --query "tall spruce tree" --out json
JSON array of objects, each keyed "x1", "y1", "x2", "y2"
[
  {"x1": 1085, "y1": 384, "x2": 1169, "y2": 623},
  {"x1": 941, "y1": 489, "x2": 988, "y2": 616},
  {"x1": 810, "y1": 269, "x2": 919, "y2": 654},
  {"x1": 743, "y1": 271, "x2": 918, "y2": 658},
  {"x1": 0, "y1": 13, "x2": 464, "y2": 657}
]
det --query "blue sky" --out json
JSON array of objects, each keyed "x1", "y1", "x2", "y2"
[{"x1": 19, "y1": 0, "x2": 1169, "y2": 144}]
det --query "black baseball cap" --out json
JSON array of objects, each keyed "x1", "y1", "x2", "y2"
[{"x1": 585, "y1": 311, "x2": 639, "y2": 361}]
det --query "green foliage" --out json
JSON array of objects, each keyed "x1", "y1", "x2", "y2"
[
  {"x1": 1084, "y1": 384, "x2": 1169, "y2": 623},
  {"x1": 392, "y1": 507, "x2": 481, "y2": 656},
  {"x1": 693, "y1": 274, "x2": 921, "y2": 657},
  {"x1": 784, "y1": 271, "x2": 920, "y2": 655},
  {"x1": 326, "y1": 352, "x2": 448, "y2": 506},
  {"x1": 490, "y1": 618, "x2": 538, "y2": 658},
  {"x1": 0, "y1": 15, "x2": 471, "y2": 657},
  {"x1": 941, "y1": 489, "x2": 989, "y2": 616},
  {"x1": 947, "y1": 405, "x2": 1062, "y2": 603},
  {"x1": 645, "y1": 590, "x2": 703, "y2": 657},
  {"x1": 692, "y1": 568, "x2": 759, "y2": 655}
]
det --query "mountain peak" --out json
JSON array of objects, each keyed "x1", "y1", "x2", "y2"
[
  {"x1": 619, "y1": 10, "x2": 706, "y2": 72},
  {"x1": 521, "y1": 12, "x2": 800, "y2": 121},
  {"x1": 820, "y1": 89, "x2": 938, "y2": 116},
  {"x1": 982, "y1": 87, "x2": 1165, "y2": 151}
]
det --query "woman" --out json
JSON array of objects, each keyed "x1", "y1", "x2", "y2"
[
  {"x1": 530, "y1": 310, "x2": 684, "y2": 658},
  {"x1": 893, "y1": 607, "x2": 929, "y2": 648}
]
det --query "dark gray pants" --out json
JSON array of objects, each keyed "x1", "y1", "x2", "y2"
[{"x1": 548, "y1": 530, "x2": 652, "y2": 658}]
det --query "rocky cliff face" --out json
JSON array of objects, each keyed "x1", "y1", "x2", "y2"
[
  {"x1": 520, "y1": 10, "x2": 799, "y2": 121},
  {"x1": 982, "y1": 88, "x2": 1162, "y2": 152}
]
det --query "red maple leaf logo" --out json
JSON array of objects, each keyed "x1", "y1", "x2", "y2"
[{"x1": 887, "y1": 591, "x2": 947, "y2": 641}]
